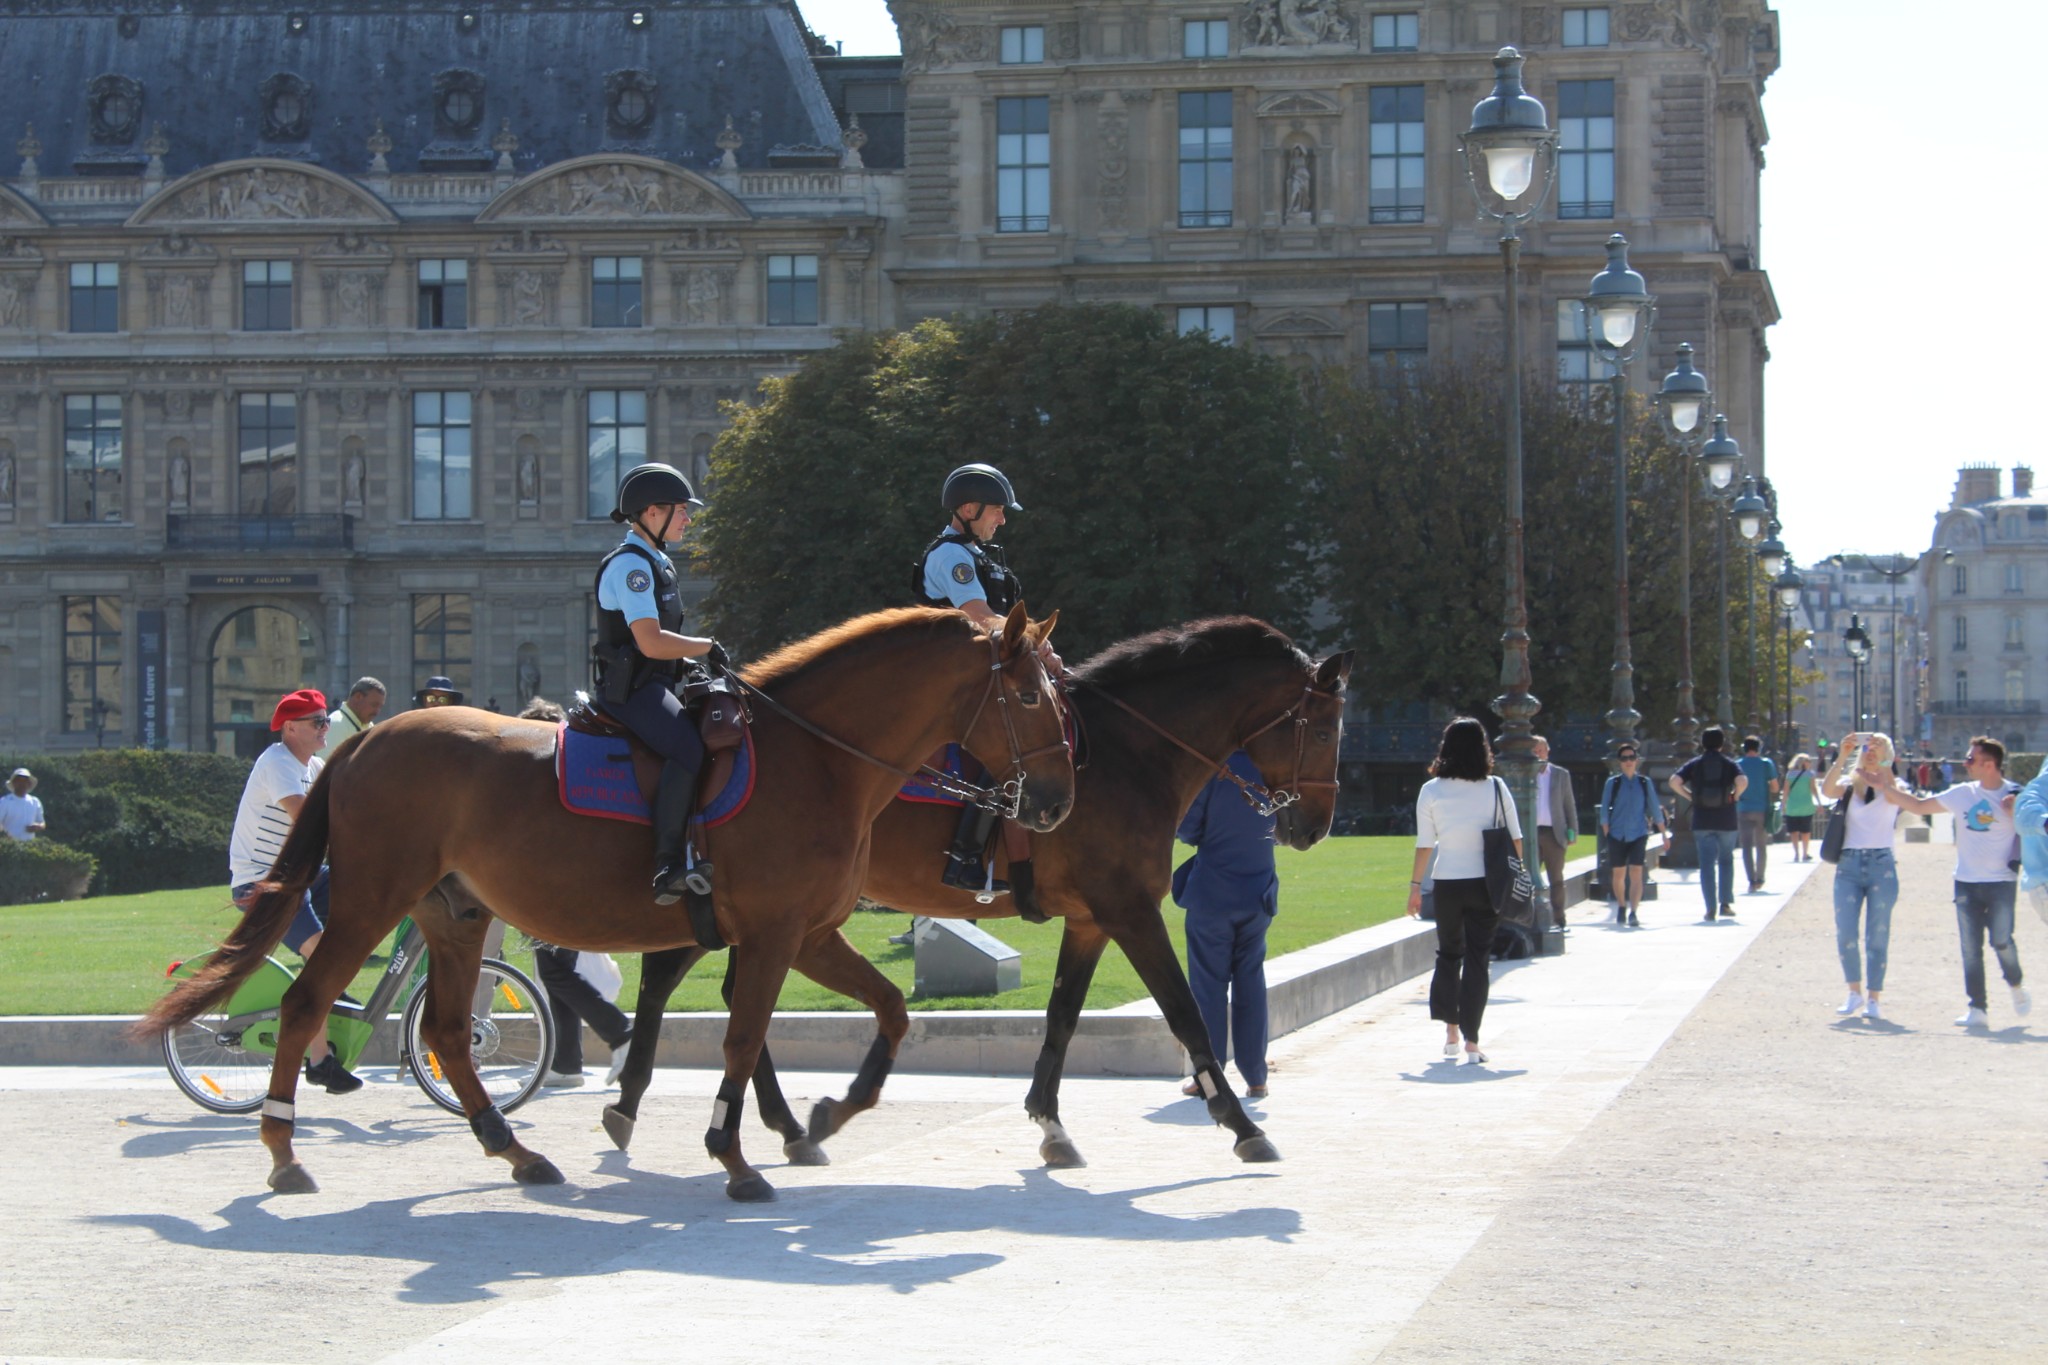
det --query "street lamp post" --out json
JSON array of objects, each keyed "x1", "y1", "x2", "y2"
[
  {"x1": 1828, "y1": 550, "x2": 1953, "y2": 748},
  {"x1": 1775, "y1": 563, "x2": 1804, "y2": 754},
  {"x1": 1698, "y1": 417, "x2": 1745, "y2": 726},
  {"x1": 1754, "y1": 519, "x2": 1786, "y2": 741},
  {"x1": 1844, "y1": 614, "x2": 1872, "y2": 731},
  {"x1": 1582, "y1": 234, "x2": 1655, "y2": 763},
  {"x1": 1460, "y1": 46, "x2": 1560, "y2": 956},
  {"x1": 1656, "y1": 345, "x2": 1712, "y2": 759},
  {"x1": 1730, "y1": 475, "x2": 1768, "y2": 734}
]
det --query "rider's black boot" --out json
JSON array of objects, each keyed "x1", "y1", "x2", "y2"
[
  {"x1": 650, "y1": 759, "x2": 700, "y2": 906},
  {"x1": 939, "y1": 804, "x2": 1008, "y2": 894}
]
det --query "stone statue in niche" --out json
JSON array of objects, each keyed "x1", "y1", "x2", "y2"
[
  {"x1": 517, "y1": 653, "x2": 542, "y2": 703},
  {"x1": 168, "y1": 451, "x2": 190, "y2": 507},
  {"x1": 343, "y1": 451, "x2": 366, "y2": 506},
  {"x1": 163, "y1": 273, "x2": 197, "y2": 328},
  {"x1": 684, "y1": 266, "x2": 721, "y2": 324},
  {"x1": 0, "y1": 451, "x2": 14, "y2": 507},
  {"x1": 511, "y1": 268, "x2": 545, "y2": 324},
  {"x1": 517, "y1": 447, "x2": 539, "y2": 504},
  {"x1": 0, "y1": 274, "x2": 31, "y2": 329},
  {"x1": 1284, "y1": 144, "x2": 1314, "y2": 223},
  {"x1": 336, "y1": 271, "x2": 373, "y2": 325}
]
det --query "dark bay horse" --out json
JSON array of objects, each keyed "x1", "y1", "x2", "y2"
[
  {"x1": 608, "y1": 618, "x2": 1351, "y2": 1168},
  {"x1": 138, "y1": 604, "x2": 1073, "y2": 1202}
]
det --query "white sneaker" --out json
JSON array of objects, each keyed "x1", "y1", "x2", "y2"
[
  {"x1": 605, "y1": 1040, "x2": 634, "y2": 1086},
  {"x1": 2013, "y1": 985, "x2": 2033, "y2": 1018},
  {"x1": 1836, "y1": 992, "x2": 1866, "y2": 1016},
  {"x1": 541, "y1": 1070, "x2": 585, "y2": 1088},
  {"x1": 1955, "y1": 1006, "x2": 1990, "y2": 1028},
  {"x1": 1863, "y1": 999, "x2": 1884, "y2": 1021}
]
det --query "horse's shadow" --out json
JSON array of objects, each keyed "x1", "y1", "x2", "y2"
[
  {"x1": 117, "y1": 1110, "x2": 456, "y2": 1161},
  {"x1": 91, "y1": 1161, "x2": 1300, "y2": 1304}
]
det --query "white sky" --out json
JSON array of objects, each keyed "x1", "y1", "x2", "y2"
[{"x1": 794, "y1": 0, "x2": 2042, "y2": 568}]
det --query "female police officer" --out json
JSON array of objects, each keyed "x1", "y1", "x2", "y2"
[{"x1": 592, "y1": 463, "x2": 729, "y2": 914}]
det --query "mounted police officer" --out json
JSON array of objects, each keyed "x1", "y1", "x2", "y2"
[
  {"x1": 592, "y1": 463, "x2": 730, "y2": 919},
  {"x1": 915, "y1": 463, "x2": 1030, "y2": 894}
]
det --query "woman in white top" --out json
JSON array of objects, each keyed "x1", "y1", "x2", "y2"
[
  {"x1": 1820, "y1": 732, "x2": 1906, "y2": 1021},
  {"x1": 1406, "y1": 717, "x2": 1523, "y2": 1065}
]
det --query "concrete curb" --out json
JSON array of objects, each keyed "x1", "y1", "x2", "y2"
[{"x1": 0, "y1": 855, "x2": 1609, "y2": 1075}]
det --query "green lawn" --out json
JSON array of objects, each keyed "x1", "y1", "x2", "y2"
[{"x1": 0, "y1": 834, "x2": 1591, "y2": 1016}]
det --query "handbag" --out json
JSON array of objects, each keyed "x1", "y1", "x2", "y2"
[
  {"x1": 1818, "y1": 793, "x2": 1848, "y2": 865},
  {"x1": 1484, "y1": 777, "x2": 1537, "y2": 921}
]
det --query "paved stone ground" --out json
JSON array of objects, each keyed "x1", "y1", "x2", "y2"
[{"x1": 2, "y1": 844, "x2": 2041, "y2": 1364}]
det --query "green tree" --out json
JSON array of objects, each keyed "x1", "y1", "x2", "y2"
[{"x1": 698, "y1": 304, "x2": 1323, "y2": 660}]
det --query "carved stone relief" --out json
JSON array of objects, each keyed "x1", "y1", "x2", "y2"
[
  {"x1": 496, "y1": 265, "x2": 560, "y2": 326},
  {"x1": 320, "y1": 268, "x2": 387, "y2": 327},
  {"x1": 144, "y1": 269, "x2": 211, "y2": 328},
  {"x1": 150, "y1": 166, "x2": 381, "y2": 223},
  {"x1": 1239, "y1": 0, "x2": 1355, "y2": 52},
  {"x1": 0, "y1": 273, "x2": 35, "y2": 330},
  {"x1": 88, "y1": 73, "x2": 145, "y2": 144},
  {"x1": 605, "y1": 69, "x2": 658, "y2": 139},
  {"x1": 260, "y1": 72, "x2": 314, "y2": 142},
  {"x1": 165, "y1": 389, "x2": 192, "y2": 420},
  {"x1": 1097, "y1": 97, "x2": 1130, "y2": 233},
  {"x1": 492, "y1": 161, "x2": 730, "y2": 219},
  {"x1": 0, "y1": 441, "x2": 15, "y2": 513},
  {"x1": 434, "y1": 68, "x2": 487, "y2": 138},
  {"x1": 339, "y1": 388, "x2": 368, "y2": 421},
  {"x1": 673, "y1": 264, "x2": 737, "y2": 325},
  {"x1": 896, "y1": 6, "x2": 994, "y2": 72},
  {"x1": 1522, "y1": 7, "x2": 1555, "y2": 46}
]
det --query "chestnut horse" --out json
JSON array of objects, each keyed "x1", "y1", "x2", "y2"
[
  {"x1": 607, "y1": 618, "x2": 1351, "y2": 1168},
  {"x1": 139, "y1": 604, "x2": 1072, "y2": 1202}
]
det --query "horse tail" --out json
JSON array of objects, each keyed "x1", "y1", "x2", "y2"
[{"x1": 129, "y1": 749, "x2": 341, "y2": 1039}]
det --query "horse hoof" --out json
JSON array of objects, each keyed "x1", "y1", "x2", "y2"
[
  {"x1": 1233, "y1": 1135, "x2": 1283, "y2": 1163},
  {"x1": 267, "y1": 1162, "x2": 318, "y2": 1195},
  {"x1": 727, "y1": 1173, "x2": 777, "y2": 1203},
  {"x1": 783, "y1": 1137, "x2": 831, "y2": 1167},
  {"x1": 514, "y1": 1157, "x2": 566, "y2": 1186},
  {"x1": 805, "y1": 1099, "x2": 838, "y2": 1141},
  {"x1": 1040, "y1": 1137, "x2": 1088, "y2": 1169},
  {"x1": 601, "y1": 1105, "x2": 636, "y2": 1151}
]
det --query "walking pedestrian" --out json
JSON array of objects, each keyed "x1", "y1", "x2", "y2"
[
  {"x1": 1598, "y1": 744, "x2": 1669, "y2": 927},
  {"x1": 1820, "y1": 732, "x2": 1906, "y2": 1022},
  {"x1": 1172, "y1": 750, "x2": 1279, "y2": 1100},
  {"x1": 1735, "y1": 735, "x2": 1780, "y2": 893},
  {"x1": 1531, "y1": 736, "x2": 1578, "y2": 935},
  {"x1": 2017, "y1": 764, "x2": 2048, "y2": 932},
  {"x1": 1875, "y1": 736, "x2": 2031, "y2": 1028},
  {"x1": 321, "y1": 677, "x2": 385, "y2": 758},
  {"x1": 1405, "y1": 717, "x2": 1521, "y2": 1066},
  {"x1": 1781, "y1": 753, "x2": 1818, "y2": 861},
  {"x1": 1670, "y1": 727, "x2": 1748, "y2": 922},
  {"x1": 0, "y1": 767, "x2": 46, "y2": 842}
]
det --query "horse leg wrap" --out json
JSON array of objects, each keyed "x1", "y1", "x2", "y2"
[
  {"x1": 845, "y1": 1033, "x2": 895, "y2": 1106},
  {"x1": 261, "y1": 1098, "x2": 295, "y2": 1124},
  {"x1": 469, "y1": 1104, "x2": 514, "y2": 1154},
  {"x1": 1191, "y1": 1061, "x2": 1223, "y2": 1100},
  {"x1": 704, "y1": 1077, "x2": 745, "y2": 1156}
]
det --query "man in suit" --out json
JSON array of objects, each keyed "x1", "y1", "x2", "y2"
[
  {"x1": 1533, "y1": 735, "x2": 1580, "y2": 932},
  {"x1": 1173, "y1": 750, "x2": 1279, "y2": 1100}
]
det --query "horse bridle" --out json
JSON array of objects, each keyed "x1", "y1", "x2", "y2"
[
  {"x1": 1075, "y1": 678, "x2": 1341, "y2": 818},
  {"x1": 730, "y1": 632, "x2": 1065, "y2": 820}
]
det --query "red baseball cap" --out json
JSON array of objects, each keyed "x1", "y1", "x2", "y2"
[{"x1": 270, "y1": 688, "x2": 329, "y2": 731}]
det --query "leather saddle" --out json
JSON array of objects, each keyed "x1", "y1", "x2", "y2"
[{"x1": 566, "y1": 675, "x2": 748, "y2": 820}]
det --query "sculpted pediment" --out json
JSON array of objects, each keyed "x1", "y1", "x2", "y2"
[
  {"x1": 478, "y1": 156, "x2": 747, "y2": 224},
  {"x1": 1257, "y1": 91, "x2": 1341, "y2": 117},
  {"x1": 131, "y1": 160, "x2": 397, "y2": 228},
  {"x1": 1256, "y1": 310, "x2": 1343, "y2": 337},
  {"x1": 0, "y1": 185, "x2": 49, "y2": 228}
]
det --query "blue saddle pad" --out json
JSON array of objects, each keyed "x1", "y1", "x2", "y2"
[{"x1": 557, "y1": 725, "x2": 650, "y2": 825}]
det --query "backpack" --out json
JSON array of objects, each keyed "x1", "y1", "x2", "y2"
[{"x1": 1691, "y1": 755, "x2": 1734, "y2": 809}]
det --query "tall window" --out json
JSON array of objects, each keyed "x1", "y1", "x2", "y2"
[
  {"x1": 1562, "y1": 7, "x2": 1610, "y2": 46},
  {"x1": 996, "y1": 97, "x2": 1050, "y2": 233},
  {"x1": 237, "y1": 392, "x2": 298, "y2": 516},
  {"x1": 1368, "y1": 302, "x2": 1429, "y2": 378},
  {"x1": 1956, "y1": 669, "x2": 1969, "y2": 703},
  {"x1": 2007, "y1": 563, "x2": 2025, "y2": 592},
  {"x1": 1177, "y1": 91, "x2": 1233, "y2": 228},
  {"x1": 69, "y1": 262, "x2": 120, "y2": 332},
  {"x1": 1371, "y1": 12, "x2": 1420, "y2": 51},
  {"x1": 418, "y1": 259, "x2": 468, "y2": 329},
  {"x1": 62, "y1": 394, "x2": 124, "y2": 523},
  {"x1": 412, "y1": 594, "x2": 473, "y2": 697},
  {"x1": 1177, "y1": 306, "x2": 1235, "y2": 343},
  {"x1": 1558, "y1": 79, "x2": 1616, "y2": 219},
  {"x1": 62, "y1": 596, "x2": 123, "y2": 735},
  {"x1": 1184, "y1": 19, "x2": 1229, "y2": 57},
  {"x1": 1954, "y1": 615, "x2": 1968, "y2": 650},
  {"x1": 586, "y1": 390, "x2": 648, "y2": 519},
  {"x1": 412, "y1": 391, "x2": 473, "y2": 520},
  {"x1": 2007, "y1": 666, "x2": 2026, "y2": 706},
  {"x1": 590, "y1": 256, "x2": 643, "y2": 328},
  {"x1": 241, "y1": 260, "x2": 293, "y2": 331},
  {"x1": 1954, "y1": 563, "x2": 1969, "y2": 595},
  {"x1": 1369, "y1": 85, "x2": 1425, "y2": 224},
  {"x1": 1000, "y1": 25, "x2": 1044, "y2": 63},
  {"x1": 1555, "y1": 302, "x2": 1596, "y2": 411},
  {"x1": 766, "y1": 254, "x2": 819, "y2": 326},
  {"x1": 2006, "y1": 613, "x2": 2024, "y2": 648}
]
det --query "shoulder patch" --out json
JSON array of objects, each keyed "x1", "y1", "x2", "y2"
[
  {"x1": 626, "y1": 568, "x2": 652, "y2": 594},
  {"x1": 951, "y1": 561, "x2": 976, "y2": 585}
]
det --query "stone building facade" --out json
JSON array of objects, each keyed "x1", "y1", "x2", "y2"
[
  {"x1": 0, "y1": 0, "x2": 1779, "y2": 755},
  {"x1": 1925, "y1": 465, "x2": 2048, "y2": 759}
]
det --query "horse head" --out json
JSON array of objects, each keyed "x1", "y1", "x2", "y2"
[
  {"x1": 1246, "y1": 646, "x2": 1352, "y2": 851},
  {"x1": 974, "y1": 601, "x2": 1074, "y2": 833}
]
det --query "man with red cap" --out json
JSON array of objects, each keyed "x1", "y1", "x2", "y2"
[{"x1": 227, "y1": 687, "x2": 360, "y2": 1093}]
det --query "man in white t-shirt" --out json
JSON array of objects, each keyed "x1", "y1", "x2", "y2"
[
  {"x1": 228, "y1": 687, "x2": 360, "y2": 1093},
  {"x1": 0, "y1": 767, "x2": 46, "y2": 841},
  {"x1": 1881, "y1": 735, "x2": 2032, "y2": 1028}
]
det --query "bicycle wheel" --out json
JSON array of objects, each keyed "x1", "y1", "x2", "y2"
[
  {"x1": 161, "y1": 1011, "x2": 272, "y2": 1115},
  {"x1": 401, "y1": 958, "x2": 555, "y2": 1116}
]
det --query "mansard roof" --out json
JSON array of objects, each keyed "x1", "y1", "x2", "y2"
[{"x1": 0, "y1": 0, "x2": 849, "y2": 180}]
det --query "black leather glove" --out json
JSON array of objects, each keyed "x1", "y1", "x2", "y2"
[{"x1": 704, "y1": 641, "x2": 732, "y2": 673}]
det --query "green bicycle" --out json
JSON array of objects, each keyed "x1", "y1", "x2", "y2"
[{"x1": 159, "y1": 916, "x2": 556, "y2": 1117}]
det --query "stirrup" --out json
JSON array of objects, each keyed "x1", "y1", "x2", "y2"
[{"x1": 683, "y1": 862, "x2": 713, "y2": 897}]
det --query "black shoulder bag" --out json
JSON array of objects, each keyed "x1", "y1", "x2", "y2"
[{"x1": 1485, "y1": 777, "x2": 1537, "y2": 921}]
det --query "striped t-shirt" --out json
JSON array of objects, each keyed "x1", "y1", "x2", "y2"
[{"x1": 228, "y1": 743, "x2": 323, "y2": 886}]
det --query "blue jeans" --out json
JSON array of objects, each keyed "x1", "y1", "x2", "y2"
[
  {"x1": 1185, "y1": 902, "x2": 1271, "y2": 1086},
  {"x1": 1833, "y1": 849, "x2": 1899, "y2": 990},
  {"x1": 1694, "y1": 828, "x2": 1737, "y2": 911},
  {"x1": 1955, "y1": 881, "x2": 2023, "y2": 1011}
]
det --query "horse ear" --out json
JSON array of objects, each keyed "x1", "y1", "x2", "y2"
[
  {"x1": 1031, "y1": 608, "x2": 1060, "y2": 647},
  {"x1": 1316, "y1": 649, "x2": 1355, "y2": 689},
  {"x1": 1000, "y1": 600, "x2": 1029, "y2": 657}
]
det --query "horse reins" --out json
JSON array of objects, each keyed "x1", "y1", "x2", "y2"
[
  {"x1": 1072, "y1": 678, "x2": 1340, "y2": 817},
  {"x1": 729, "y1": 633, "x2": 1065, "y2": 819}
]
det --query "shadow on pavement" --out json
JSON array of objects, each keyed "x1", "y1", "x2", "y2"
[
  {"x1": 1397, "y1": 1062, "x2": 1530, "y2": 1084},
  {"x1": 117, "y1": 1110, "x2": 462, "y2": 1160}
]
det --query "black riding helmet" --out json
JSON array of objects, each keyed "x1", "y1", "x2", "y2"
[
  {"x1": 611, "y1": 462, "x2": 705, "y2": 524},
  {"x1": 941, "y1": 463, "x2": 1022, "y2": 513}
]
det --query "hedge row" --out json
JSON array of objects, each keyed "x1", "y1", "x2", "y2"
[
  {"x1": 0, "y1": 749, "x2": 249, "y2": 901},
  {"x1": 0, "y1": 837, "x2": 99, "y2": 904}
]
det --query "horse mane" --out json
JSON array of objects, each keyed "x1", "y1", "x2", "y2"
[
  {"x1": 1071, "y1": 617, "x2": 1311, "y2": 691},
  {"x1": 742, "y1": 606, "x2": 980, "y2": 690}
]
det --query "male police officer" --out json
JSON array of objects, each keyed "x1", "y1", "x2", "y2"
[
  {"x1": 915, "y1": 463, "x2": 1029, "y2": 895},
  {"x1": 592, "y1": 463, "x2": 728, "y2": 938}
]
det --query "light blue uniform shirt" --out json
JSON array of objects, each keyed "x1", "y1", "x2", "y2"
[
  {"x1": 923, "y1": 539, "x2": 987, "y2": 608},
  {"x1": 597, "y1": 534, "x2": 668, "y2": 624}
]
